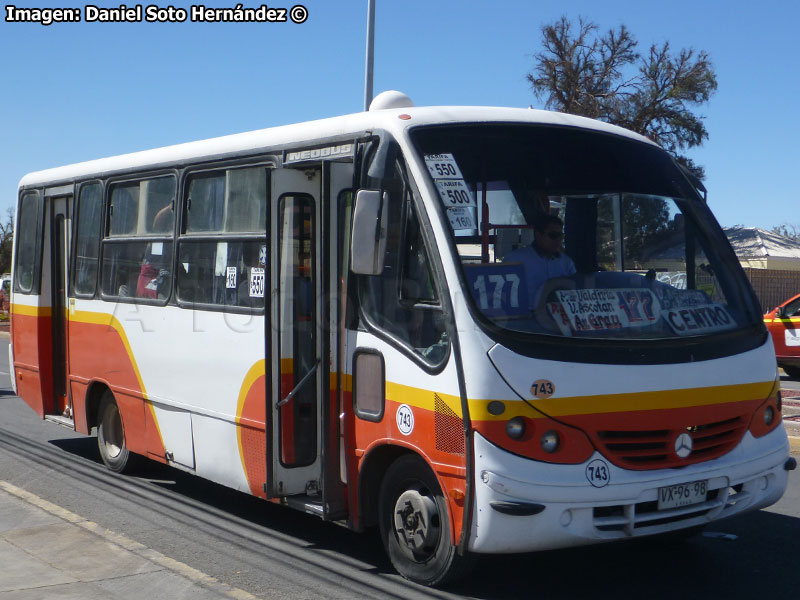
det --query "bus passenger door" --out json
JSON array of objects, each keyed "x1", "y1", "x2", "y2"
[
  {"x1": 48, "y1": 193, "x2": 73, "y2": 423},
  {"x1": 268, "y1": 168, "x2": 322, "y2": 497},
  {"x1": 321, "y1": 161, "x2": 354, "y2": 519}
]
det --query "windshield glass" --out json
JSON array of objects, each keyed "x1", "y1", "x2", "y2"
[{"x1": 411, "y1": 124, "x2": 761, "y2": 341}]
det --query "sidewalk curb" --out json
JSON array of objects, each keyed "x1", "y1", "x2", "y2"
[{"x1": 0, "y1": 481, "x2": 259, "y2": 600}]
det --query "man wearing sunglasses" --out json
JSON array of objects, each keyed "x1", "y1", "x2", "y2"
[{"x1": 504, "y1": 213, "x2": 576, "y2": 308}]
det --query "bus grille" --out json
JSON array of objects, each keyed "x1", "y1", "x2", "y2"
[
  {"x1": 595, "y1": 416, "x2": 747, "y2": 469},
  {"x1": 592, "y1": 484, "x2": 752, "y2": 536}
]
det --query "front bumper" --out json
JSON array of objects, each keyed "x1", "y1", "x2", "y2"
[{"x1": 469, "y1": 426, "x2": 790, "y2": 553}]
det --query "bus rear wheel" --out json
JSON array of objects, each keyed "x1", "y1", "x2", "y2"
[
  {"x1": 97, "y1": 392, "x2": 135, "y2": 473},
  {"x1": 378, "y1": 454, "x2": 472, "y2": 586}
]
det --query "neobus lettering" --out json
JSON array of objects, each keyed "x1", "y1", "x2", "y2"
[
  {"x1": 286, "y1": 144, "x2": 352, "y2": 162},
  {"x1": 5, "y1": 5, "x2": 81, "y2": 25}
]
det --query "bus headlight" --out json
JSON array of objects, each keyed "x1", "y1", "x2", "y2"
[
  {"x1": 506, "y1": 417, "x2": 526, "y2": 440},
  {"x1": 764, "y1": 405, "x2": 775, "y2": 426},
  {"x1": 541, "y1": 430, "x2": 560, "y2": 453}
]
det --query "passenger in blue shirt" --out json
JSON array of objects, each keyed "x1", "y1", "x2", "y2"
[{"x1": 504, "y1": 214, "x2": 576, "y2": 308}]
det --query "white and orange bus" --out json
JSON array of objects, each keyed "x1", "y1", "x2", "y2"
[{"x1": 10, "y1": 91, "x2": 794, "y2": 585}]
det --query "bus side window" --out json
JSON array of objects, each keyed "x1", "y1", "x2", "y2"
[
  {"x1": 101, "y1": 176, "x2": 176, "y2": 301},
  {"x1": 14, "y1": 190, "x2": 43, "y2": 294},
  {"x1": 177, "y1": 166, "x2": 267, "y2": 309},
  {"x1": 359, "y1": 161, "x2": 448, "y2": 365},
  {"x1": 74, "y1": 183, "x2": 103, "y2": 296}
]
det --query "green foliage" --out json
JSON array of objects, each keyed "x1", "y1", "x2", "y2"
[
  {"x1": 621, "y1": 195, "x2": 673, "y2": 265},
  {"x1": 528, "y1": 16, "x2": 717, "y2": 180},
  {"x1": 0, "y1": 208, "x2": 13, "y2": 275},
  {"x1": 596, "y1": 195, "x2": 675, "y2": 269}
]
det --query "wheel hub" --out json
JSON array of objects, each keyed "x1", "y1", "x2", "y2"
[
  {"x1": 101, "y1": 405, "x2": 123, "y2": 458},
  {"x1": 393, "y1": 488, "x2": 440, "y2": 555}
]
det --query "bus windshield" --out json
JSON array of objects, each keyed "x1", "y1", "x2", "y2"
[{"x1": 411, "y1": 124, "x2": 761, "y2": 341}]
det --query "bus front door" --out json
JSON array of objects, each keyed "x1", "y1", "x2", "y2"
[{"x1": 268, "y1": 168, "x2": 323, "y2": 497}]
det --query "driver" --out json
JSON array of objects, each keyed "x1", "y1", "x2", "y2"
[{"x1": 504, "y1": 214, "x2": 575, "y2": 307}]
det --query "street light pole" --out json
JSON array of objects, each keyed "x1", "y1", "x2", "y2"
[{"x1": 364, "y1": 0, "x2": 375, "y2": 111}]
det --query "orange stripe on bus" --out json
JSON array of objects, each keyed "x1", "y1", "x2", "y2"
[
  {"x1": 68, "y1": 310, "x2": 165, "y2": 452},
  {"x1": 468, "y1": 380, "x2": 774, "y2": 421},
  {"x1": 10, "y1": 304, "x2": 52, "y2": 317}
]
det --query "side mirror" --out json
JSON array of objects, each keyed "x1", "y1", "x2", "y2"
[
  {"x1": 776, "y1": 306, "x2": 788, "y2": 319},
  {"x1": 350, "y1": 189, "x2": 389, "y2": 275}
]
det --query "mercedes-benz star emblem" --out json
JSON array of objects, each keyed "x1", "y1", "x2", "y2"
[{"x1": 674, "y1": 432, "x2": 693, "y2": 459}]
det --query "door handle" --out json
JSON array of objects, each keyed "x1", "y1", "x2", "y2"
[{"x1": 276, "y1": 360, "x2": 320, "y2": 408}]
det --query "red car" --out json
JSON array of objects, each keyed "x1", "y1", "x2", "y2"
[{"x1": 764, "y1": 292, "x2": 800, "y2": 380}]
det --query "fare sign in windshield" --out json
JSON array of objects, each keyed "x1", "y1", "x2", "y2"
[{"x1": 424, "y1": 153, "x2": 477, "y2": 231}]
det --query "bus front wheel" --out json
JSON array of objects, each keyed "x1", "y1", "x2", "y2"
[
  {"x1": 97, "y1": 392, "x2": 135, "y2": 473},
  {"x1": 378, "y1": 454, "x2": 472, "y2": 586}
]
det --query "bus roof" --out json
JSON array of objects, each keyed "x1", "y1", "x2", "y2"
[{"x1": 18, "y1": 105, "x2": 655, "y2": 189}]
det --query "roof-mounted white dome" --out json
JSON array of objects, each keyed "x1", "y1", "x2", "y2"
[{"x1": 369, "y1": 90, "x2": 414, "y2": 111}]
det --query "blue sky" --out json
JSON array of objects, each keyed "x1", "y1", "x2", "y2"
[{"x1": 1, "y1": 0, "x2": 798, "y2": 230}]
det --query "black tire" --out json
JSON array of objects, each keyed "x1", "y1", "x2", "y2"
[
  {"x1": 378, "y1": 454, "x2": 473, "y2": 586},
  {"x1": 97, "y1": 392, "x2": 136, "y2": 473},
  {"x1": 783, "y1": 366, "x2": 800, "y2": 380}
]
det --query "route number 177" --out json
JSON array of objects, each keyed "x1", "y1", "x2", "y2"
[{"x1": 473, "y1": 274, "x2": 520, "y2": 311}]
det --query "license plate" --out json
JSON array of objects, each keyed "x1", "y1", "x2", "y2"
[{"x1": 657, "y1": 480, "x2": 708, "y2": 510}]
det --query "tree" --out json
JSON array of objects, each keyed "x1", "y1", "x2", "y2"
[
  {"x1": 0, "y1": 208, "x2": 13, "y2": 275},
  {"x1": 771, "y1": 223, "x2": 800, "y2": 241},
  {"x1": 528, "y1": 16, "x2": 717, "y2": 180}
]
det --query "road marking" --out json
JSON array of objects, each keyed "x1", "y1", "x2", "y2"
[{"x1": 0, "y1": 481, "x2": 260, "y2": 600}]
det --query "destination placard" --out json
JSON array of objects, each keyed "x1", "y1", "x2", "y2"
[
  {"x1": 547, "y1": 288, "x2": 662, "y2": 336},
  {"x1": 664, "y1": 303, "x2": 736, "y2": 336}
]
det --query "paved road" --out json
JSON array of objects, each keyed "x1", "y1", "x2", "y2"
[
  {"x1": 1, "y1": 338, "x2": 799, "y2": 599},
  {"x1": 780, "y1": 369, "x2": 800, "y2": 394}
]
